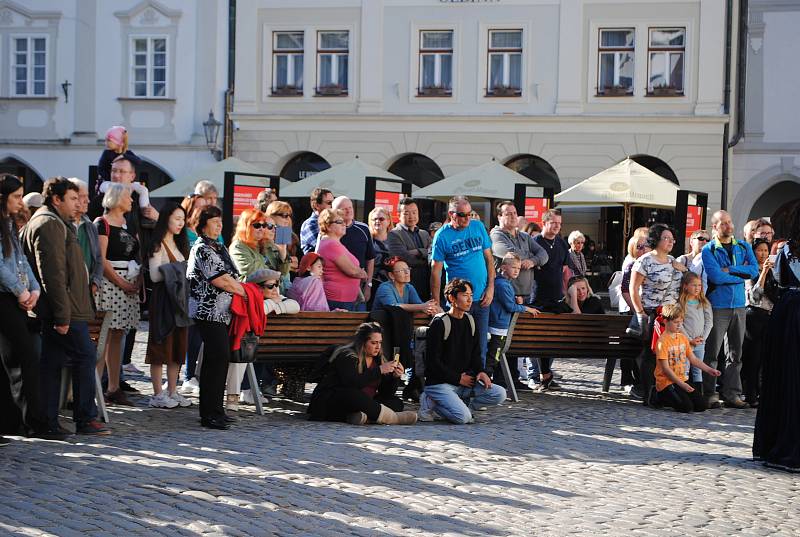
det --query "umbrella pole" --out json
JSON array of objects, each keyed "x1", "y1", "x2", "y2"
[{"x1": 622, "y1": 204, "x2": 631, "y2": 264}]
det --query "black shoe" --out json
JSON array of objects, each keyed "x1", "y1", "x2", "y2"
[
  {"x1": 628, "y1": 385, "x2": 644, "y2": 401},
  {"x1": 29, "y1": 428, "x2": 69, "y2": 441},
  {"x1": 402, "y1": 384, "x2": 421, "y2": 402},
  {"x1": 223, "y1": 414, "x2": 237, "y2": 423},
  {"x1": 201, "y1": 417, "x2": 230, "y2": 430},
  {"x1": 119, "y1": 381, "x2": 139, "y2": 393},
  {"x1": 513, "y1": 379, "x2": 532, "y2": 392}
]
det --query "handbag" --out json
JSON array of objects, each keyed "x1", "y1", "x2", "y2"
[{"x1": 229, "y1": 331, "x2": 259, "y2": 363}]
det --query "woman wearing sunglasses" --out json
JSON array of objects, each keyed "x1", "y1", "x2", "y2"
[
  {"x1": 263, "y1": 201, "x2": 294, "y2": 293},
  {"x1": 317, "y1": 208, "x2": 368, "y2": 311},
  {"x1": 677, "y1": 229, "x2": 711, "y2": 292},
  {"x1": 368, "y1": 207, "x2": 393, "y2": 296}
]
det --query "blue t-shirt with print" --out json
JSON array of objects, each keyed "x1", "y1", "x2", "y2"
[{"x1": 431, "y1": 220, "x2": 492, "y2": 298}]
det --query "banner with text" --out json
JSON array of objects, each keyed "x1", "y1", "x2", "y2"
[{"x1": 524, "y1": 197, "x2": 549, "y2": 227}]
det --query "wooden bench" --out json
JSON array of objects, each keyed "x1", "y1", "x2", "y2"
[{"x1": 59, "y1": 311, "x2": 111, "y2": 423}]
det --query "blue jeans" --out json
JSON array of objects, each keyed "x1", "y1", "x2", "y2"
[
  {"x1": 422, "y1": 382, "x2": 506, "y2": 424},
  {"x1": 40, "y1": 321, "x2": 98, "y2": 428},
  {"x1": 327, "y1": 300, "x2": 356, "y2": 311},
  {"x1": 690, "y1": 343, "x2": 705, "y2": 383},
  {"x1": 469, "y1": 302, "x2": 489, "y2": 367}
]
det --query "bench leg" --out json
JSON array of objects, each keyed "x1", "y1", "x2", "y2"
[
  {"x1": 246, "y1": 362, "x2": 264, "y2": 416},
  {"x1": 499, "y1": 353, "x2": 519, "y2": 403},
  {"x1": 602, "y1": 358, "x2": 616, "y2": 393},
  {"x1": 95, "y1": 369, "x2": 109, "y2": 423}
]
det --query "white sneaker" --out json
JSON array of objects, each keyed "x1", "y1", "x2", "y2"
[
  {"x1": 149, "y1": 392, "x2": 178, "y2": 409},
  {"x1": 179, "y1": 377, "x2": 200, "y2": 395},
  {"x1": 239, "y1": 389, "x2": 267, "y2": 406},
  {"x1": 417, "y1": 393, "x2": 437, "y2": 422},
  {"x1": 123, "y1": 363, "x2": 144, "y2": 375},
  {"x1": 169, "y1": 391, "x2": 192, "y2": 407}
]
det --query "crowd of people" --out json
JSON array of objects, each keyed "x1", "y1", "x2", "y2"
[{"x1": 0, "y1": 128, "x2": 797, "y2": 472}]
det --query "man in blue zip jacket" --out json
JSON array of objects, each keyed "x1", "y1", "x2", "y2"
[{"x1": 700, "y1": 210, "x2": 758, "y2": 409}]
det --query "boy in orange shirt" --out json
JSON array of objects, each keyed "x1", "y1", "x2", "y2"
[{"x1": 655, "y1": 304, "x2": 721, "y2": 412}]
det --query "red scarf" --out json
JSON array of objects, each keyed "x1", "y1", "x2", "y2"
[{"x1": 229, "y1": 283, "x2": 267, "y2": 350}]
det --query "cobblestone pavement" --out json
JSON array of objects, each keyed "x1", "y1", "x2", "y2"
[{"x1": 1, "y1": 328, "x2": 797, "y2": 536}]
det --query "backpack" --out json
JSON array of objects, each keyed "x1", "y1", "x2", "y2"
[{"x1": 413, "y1": 312, "x2": 475, "y2": 380}]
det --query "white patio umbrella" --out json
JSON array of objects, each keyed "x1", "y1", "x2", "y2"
[
  {"x1": 278, "y1": 156, "x2": 404, "y2": 200},
  {"x1": 413, "y1": 159, "x2": 537, "y2": 200},
  {"x1": 150, "y1": 157, "x2": 287, "y2": 198}
]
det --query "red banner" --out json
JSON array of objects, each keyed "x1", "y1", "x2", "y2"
[
  {"x1": 232, "y1": 185, "x2": 264, "y2": 217},
  {"x1": 524, "y1": 197, "x2": 549, "y2": 226},
  {"x1": 375, "y1": 190, "x2": 402, "y2": 223},
  {"x1": 685, "y1": 205, "x2": 703, "y2": 239}
]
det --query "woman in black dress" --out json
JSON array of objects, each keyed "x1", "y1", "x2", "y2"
[{"x1": 753, "y1": 206, "x2": 800, "y2": 472}]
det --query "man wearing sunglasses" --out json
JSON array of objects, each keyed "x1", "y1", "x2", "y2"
[{"x1": 431, "y1": 196, "x2": 495, "y2": 366}]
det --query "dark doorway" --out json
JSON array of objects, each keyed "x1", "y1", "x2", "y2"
[
  {"x1": 770, "y1": 192, "x2": 800, "y2": 240},
  {"x1": 630, "y1": 154, "x2": 679, "y2": 184},
  {"x1": 505, "y1": 154, "x2": 561, "y2": 193},
  {"x1": 280, "y1": 152, "x2": 331, "y2": 183},
  {"x1": 0, "y1": 157, "x2": 44, "y2": 193},
  {"x1": 388, "y1": 154, "x2": 446, "y2": 228}
]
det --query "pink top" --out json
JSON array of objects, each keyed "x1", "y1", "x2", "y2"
[{"x1": 317, "y1": 238, "x2": 361, "y2": 302}]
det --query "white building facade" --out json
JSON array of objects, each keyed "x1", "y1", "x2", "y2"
[
  {"x1": 0, "y1": 0, "x2": 228, "y2": 192},
  {"x1": 732, "y1": 0, "x2": 800, "y2": 236},
  {"x1": 232, "y1": 0, "x2": 732, "y2": 244}
]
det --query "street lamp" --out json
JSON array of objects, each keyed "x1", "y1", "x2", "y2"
[{"x1": 203, "y1": 109, "x2": 223, "y2": 161}]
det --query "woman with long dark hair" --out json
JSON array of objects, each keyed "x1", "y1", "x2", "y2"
[
  {"x1": 308, "y1": 322, "x2": 417, "y2": 425},
  {"x1": 753, "y1": 206, "x2": 800, "y2": 472},
  {"x1": 0, "y1": 174, "x2": 59, "y2": 441},
  {"x1": 144, "y1": 202, "x2": 191, "y2": 409}
]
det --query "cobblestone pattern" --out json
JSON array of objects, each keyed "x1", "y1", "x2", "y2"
[{"x1": 1, "y1": 328, "x2": 797, "y2": 536}]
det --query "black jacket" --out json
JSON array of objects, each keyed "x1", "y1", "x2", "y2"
[{"x1": 423, "y1": 313, "x2": 484, "y2": 386}]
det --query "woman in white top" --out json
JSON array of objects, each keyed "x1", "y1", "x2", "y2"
[{"x1": 144, "y1": 202, "x2": 192, "y2": 408}]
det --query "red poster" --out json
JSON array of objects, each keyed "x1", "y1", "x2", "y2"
[
  {"x1": 375, "y1": 190, "x2": 402, "y2": 223},
  {"x1": 524, "y1": 197, "x2": 549, "y2": 226},
  {"x1": 685, "y1": 205, "x2": 703, "y2": 239},
  {"x1": 232, "y1": 185, "x2": 264, "y2": 217}
]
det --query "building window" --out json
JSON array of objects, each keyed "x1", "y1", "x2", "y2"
[
  {"x1": 418, "y1": 30, "x2": 453, "y2": 96},
  {"x1": 316, "y1": 31, "x2": 348, "y2": 96},
  {"x1": 131, "y1": 37, "x2": 168, "y2": 98},
  {"x1": 11, "y1": 36, "x2": 47, "y2": 96},
  {"x1": 648, "y1": 27, "x2": 685, "y2": 96},
  {"x1": 597, "y1": 29, "x2": 634, "y2": 96},
  {"x1": 487, "y1": 30, "x2": 522, "y2": 97},
  {"x1": 273, "y1": 31, "x2": 304, "y2": 96}
]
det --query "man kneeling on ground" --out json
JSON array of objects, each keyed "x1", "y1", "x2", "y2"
[{"x1": 419, "y1": 278, "x2": 507, "y2": 423}]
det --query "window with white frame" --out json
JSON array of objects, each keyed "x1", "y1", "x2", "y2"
[
  {"x1": 419, "y1": 30, "x2": 453, "y2": 96},
  {"x1": 131, "y1": 37, "x2": 168, "y2": 98},
  {"x1": 648, "y1": 27, "x2": 685, "y2": 95},
  {"x1": 597, "y1": 29, "x2": 634, "y2": 96},
  {"x1": 12, "y1": 36, "x2": 47, "y2": 96},
  {"x1": 487, "y1": 30, "x2": 522, "y2": 96},
  {"x1": 273, "y1": 31, "x2": 304, "y2": 95},
  {"x1": 317, "y1": 31, "x2": 348, "y2": 95}
]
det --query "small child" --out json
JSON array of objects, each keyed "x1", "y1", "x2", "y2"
[
  {"x1": 286, "y1": 252, "x2": 329, "y2": 311},
  {"x1": 678, "y1": 272, "x2": 713, "y2": 384},
  {"x1": 654, "y1": 303, "x2": 720, "y2": 413},
  {"x1": 488, "y1": 253, "x2": 540, "y2": 388}
]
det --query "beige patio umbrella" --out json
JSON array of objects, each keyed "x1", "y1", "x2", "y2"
[
  {"x1": 413, "y1": 159, "x2": 537, "y2": 200},
  {"x1": 278, "y1": 156, "x2": 404, "y2": 200},
  {"x1": 150, "y1": 156, "x2": 288, "y2": 198}
]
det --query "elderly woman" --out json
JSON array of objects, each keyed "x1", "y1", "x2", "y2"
[
  {"x1": 567, "y1": 230, "x2": 588, "y2": 277},
  {"x1": 630, "y1": 223, "x2": 687, "y2": 406},
  {"x1": 372, "y1": 258, "x2": 440, "y2": 314},
  {"x1": 308, "y1": 323, "x2": 417, "y2": 425},
  {"x1": 187, "y1": 205, "x2": 246, "y2": 430},
  {"x1": 95, "y1": 183, "x2": 140, "y2": 406},
  {"x1": 317, "y1": 208, "x2": 367, "y2": 311},
  {"x1": 368, "y1": 207, "x2": 392, "y2": 290},
  {"x1": 264, "y1": 201, "x2": 295, "y2": 292}
]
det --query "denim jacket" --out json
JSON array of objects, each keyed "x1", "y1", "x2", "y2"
[
  {"x1": 0, "y1": 221, "x2": 40, "y2": 296},
  {"x1": 701, "y1": 237, "x2": 758, "y2": 309}
]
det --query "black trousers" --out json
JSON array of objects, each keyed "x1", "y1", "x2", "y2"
[
  {"x1": 743, "y1": 306, "x2": 769, "y2": 402},
  {"x1": 196, "y1": 320, "x2": 231, "y2": 421},
  {"x1": 0, "y1": 293, "x2": 47, "y2": 434},
  {"x1": 486, "y1": 334, "x2": 507, "y2": 378},
  {"x1": 317, "y1": 389, "x2": 403, "y2": 422},
  {"x1": 656, "y1": 383, "x2": 706, "y2": 413},
  {"x1": 637, "y1": 309, "x2": 658, "y2": 400}
]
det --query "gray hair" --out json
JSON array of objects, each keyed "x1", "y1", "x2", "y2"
[
  {"x1": 193, "y1": 179, "x2": 218, "y2": 197},
  {"x1": 448, "y1": 195, "x2": 470, "y2": 212},
  {"x1": 102, "y1": 182, "x2": 131, "y2": 210},
  {"x1": 67, "y1": 177, "x2": 88, "y2": 191},
  {"x1": 567, "y1": 230, "x2": 585, "y2": 245}
]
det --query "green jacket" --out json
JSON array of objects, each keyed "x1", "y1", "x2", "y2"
[
  {"x1": 229, "y1": 240, "x2": 267, "y2": 281},
  {"x1": 21, "y1": 206, "x2": 94, "y2": 324}
]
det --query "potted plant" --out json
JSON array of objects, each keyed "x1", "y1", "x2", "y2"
[
  {"x1": 602, "y1": 85, "x2": 631, "y2": 96},
  {"x1": 419, "y1": 85, "x2": 451, "y2": 97},
  {"x1": 273, "y1": 85, "x2": 301, "y2": 96},
  {"x1": 491, "y1": 85, "x2": 521, "y2": 97},
  {"x1": 317, "y1": 84, "x2": 346, "y2": 96},
  {"x1": 651, "y1": 84, "x2": 681, "y2": 96}
]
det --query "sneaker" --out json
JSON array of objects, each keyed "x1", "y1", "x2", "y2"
[
  {"x1": 417, "y1": 393, "x2": 437, "y2": 422},
  {"x1": 119, "y1": 380, "x2": 139, "y2": 394},
  {"x1": 261, "y1": 383, "x2": 278, "y2": 397},
  {"x1": 76, "y1": 419, "x2": 111, "y2": 436},
  {"x1": 346, "y1": 411, "x2": 368, "y2": 425},
  {"x1": 239, "y1": 389, "x2": 267, "y2": 406},
  {"x1": 536, "y1": 376, "x2": 561, "y2": 392},
  {"x1": 625, "y1": 326, "x2": 642, "y2": 337},
  {"x1": 29, "y1": 428, "x2": 69, "y2": 441},
  {"x1": 180, "y1": 377, "x2": 200, "y2": 395},
  {"x1": 0, "y1": 436, "x2": 8, "y2": 447},
  {"x1": 628, "y1": 385, "x2": 644, "y2": 401},
  {"x1": 724, "y1": 398, "x2": 748, "y2": 409},
  {"x1": 169, "y1": 391, "x2": 192, "y2": 408},
  {"x1": 705, "y1": 394, "x2": 722, "y2": 409},
  {"x1": 105, "y1": 389, "x2": 134, "y2": 406},
  {"x1": 646, "y1": 386, "x2": 661, "y2": 408},
  {"x1": 122, "y1": 363, "x2": 144, "y2": 375},
  {"x1": 551, "y1": 370, "x2": 563, "y2": 381},
  {"x1": 149, "y1": 392, "x2": 179, "y2": 409}
]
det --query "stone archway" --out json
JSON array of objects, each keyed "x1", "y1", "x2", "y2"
[
  {"x1": 0, "y1": 155, "x2": 45, "y2": 193},
  {"x1": 732, "y1": 164, "x2": 800, "y2": 231}
]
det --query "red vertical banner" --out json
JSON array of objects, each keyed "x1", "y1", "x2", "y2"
[
  {"x1": 375, "y1": 191, "x2": 402, "y2": 223},
  {"x1": 232, "y1": 185, "x2": 264, "y2": 217},
  {"x1": 524, "y1": 197, "x2": 549, "y2": 227},
  {"x1": 685, "y1": 205, "x2": 703, "y2": 239}
]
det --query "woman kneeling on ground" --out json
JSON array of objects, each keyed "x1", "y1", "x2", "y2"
[{"x1": 308, "y1": 323, "x2": 417, "y2": 425}]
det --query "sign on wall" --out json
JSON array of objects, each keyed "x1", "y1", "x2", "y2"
[
  {"x1": 685, "y1": 205, "x2": 703, "y2": 239},
  {"x1": 524, "y1": 197, "x2": 549, "y2": 226}
]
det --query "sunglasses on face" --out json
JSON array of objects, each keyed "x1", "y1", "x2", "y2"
[
  {"x1": 374, "y1": 217, "x2": 387, "y2": 222},
  {"x1": 252, "y1": 222, "x2": 275, "y2": 230},
  {"x1": 636, "y1": 244, "x2": 647, "y2": 250},
  {"x1": 450, "y1": 211, "x2": 470, "y2": 218},
  {"x1": 696, "y1": 236, "x2": 710, "y2": 242},
  {"x1": 273, "y1": 213, "x2": 292, "y2": 219},
  {"x1": 259, "y1": 282, "x2": 278, "y2": 289}
]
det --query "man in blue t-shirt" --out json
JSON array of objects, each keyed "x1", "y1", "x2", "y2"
[{"x1": 431, "y1": 196, "x2": 495, "y2": 365}]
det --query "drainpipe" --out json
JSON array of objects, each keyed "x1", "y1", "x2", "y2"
[
  {"x1": 223, "y1": 0, "x2": 236, "y2": 159},
  {"x1": 721, "y1": 0, "x2": 748, "y2": 210}
]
